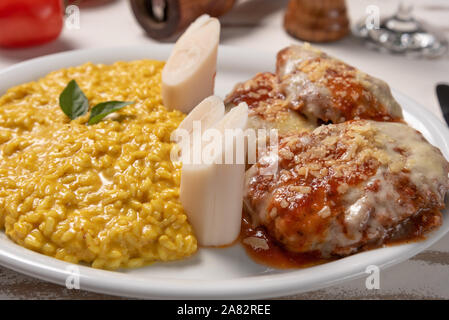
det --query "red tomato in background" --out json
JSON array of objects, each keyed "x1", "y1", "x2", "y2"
[{"x1": 0, "y1": 0, "x2": 64, "y2": 48}]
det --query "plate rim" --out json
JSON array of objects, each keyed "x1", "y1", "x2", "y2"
[{"x1": 0, "y1": 44, "x2": 448, "y2": 299}]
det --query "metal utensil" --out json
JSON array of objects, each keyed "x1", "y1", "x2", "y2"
[{"x1": 436, "y1": 83, "x2": 449, "y2": 126}]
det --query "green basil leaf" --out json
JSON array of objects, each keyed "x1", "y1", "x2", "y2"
[
  {"x1": 59, "y1": 80, "x2": 89, "y2": 120},
  {"x1": 87, "y1": 101, "x2": 134, "y2": 125}
]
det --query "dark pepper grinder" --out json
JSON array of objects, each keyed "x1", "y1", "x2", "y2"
[{"x1": 130, "y1": 0, "x2": 235, "y2": 40}]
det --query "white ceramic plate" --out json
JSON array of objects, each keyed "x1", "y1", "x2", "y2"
[{"x1": 0, "y1": 45, "x2": 448, "y2": 299}]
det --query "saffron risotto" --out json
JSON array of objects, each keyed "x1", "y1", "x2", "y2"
[{"x1": 0, "y1": 60, "x2": 197, "y2": 269}]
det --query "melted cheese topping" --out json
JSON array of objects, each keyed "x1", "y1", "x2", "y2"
[
  {"x1": 276, "y1": 44, "x2": 403, "y2": 123},
  {"x1": 244, "y1": 120, "x2": 449, "y2": 256}
]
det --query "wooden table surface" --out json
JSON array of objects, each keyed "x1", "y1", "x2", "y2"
[{"x1": 1, "y1": 0, "x2": 449, "y2": 299}]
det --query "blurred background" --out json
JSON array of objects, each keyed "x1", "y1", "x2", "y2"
[{"x1": 0, "y1": 0, "x2": 449, "y2": 299}]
